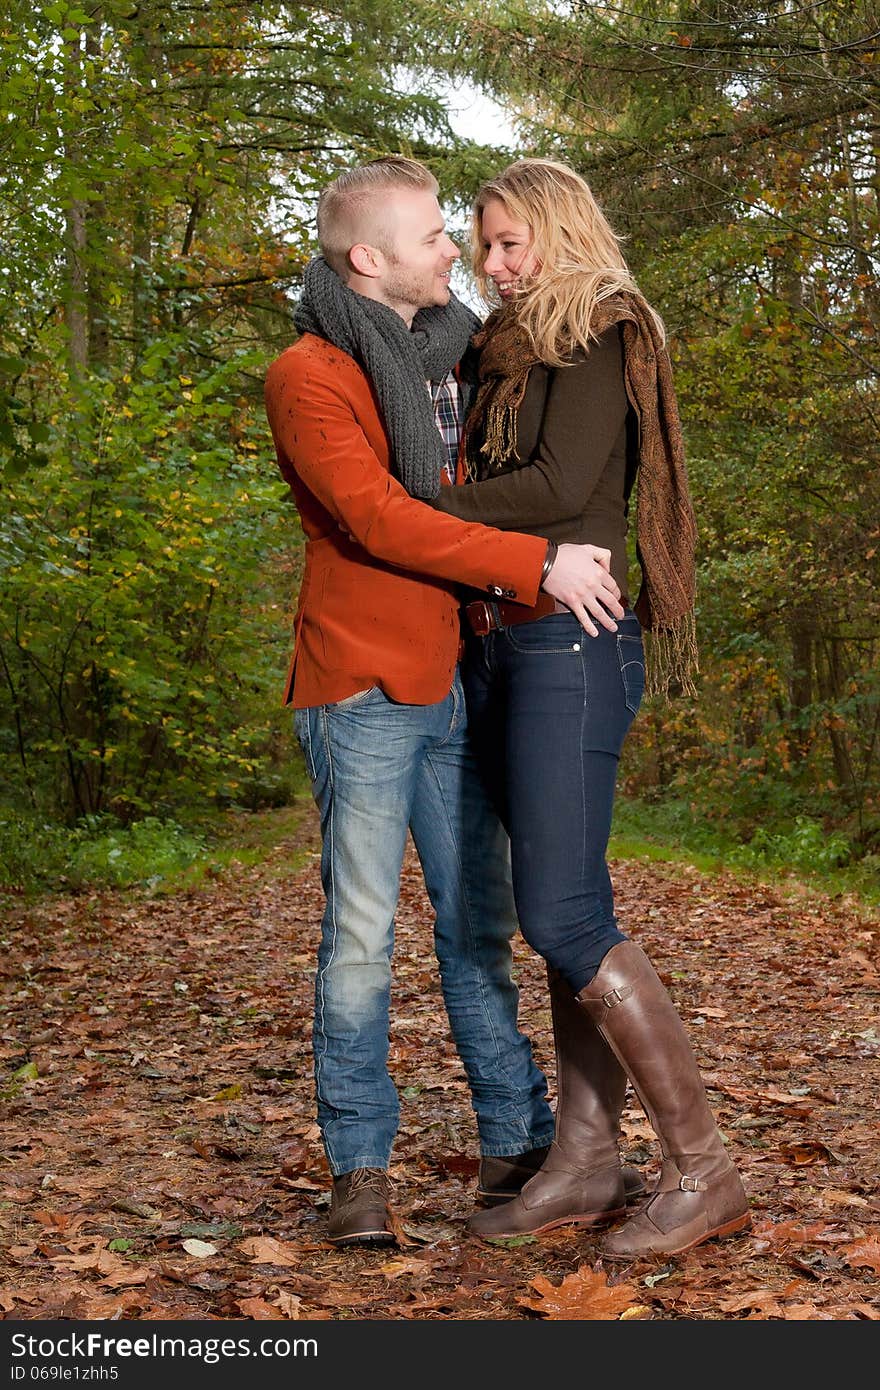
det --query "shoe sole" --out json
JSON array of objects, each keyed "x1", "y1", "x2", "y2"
[
  {"x1": 470, "y1": 1204, "x2": 627, "y2": 1239},
  {"x1": 327, "y1": 1229, "x2": 397, "y2": 1247},
  {"x1": 476, "y1": 1185, "x2": 646, "y2": 1209},
  {"x1": 601, "y1": 1210, "x2": 752, "y2": 1260}
]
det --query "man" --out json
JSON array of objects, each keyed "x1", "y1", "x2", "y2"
[{"x1": 264, "y1": 157, "x2": 623, "y2": 1247}]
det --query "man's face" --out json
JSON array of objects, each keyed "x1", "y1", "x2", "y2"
[{"x1": 376, "y1": 188, "x2": 460, "y2": 318}]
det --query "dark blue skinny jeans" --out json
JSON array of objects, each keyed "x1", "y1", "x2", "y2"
[{"x1": 462, "y1": 608, "x2": 645, "y2": 994}]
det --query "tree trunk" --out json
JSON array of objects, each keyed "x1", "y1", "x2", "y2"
[
  {"x1": 789, "y1": 615, "x2": 813, "y2": 759},
  {"x1": 65, "y1": 201, "x2": 89, "y2": 382},
  {"x1": 131, "y1": 8, "x2": 159, "y2": 363},
  {"x1": 815, "y1": 635, "x2": 855, "y2": 798}
]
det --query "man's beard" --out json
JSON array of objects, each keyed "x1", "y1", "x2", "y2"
[{"x1": 383, "y1": 258, "x2": 447, "y2": 314}]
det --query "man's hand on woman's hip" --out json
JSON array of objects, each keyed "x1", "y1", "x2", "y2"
[{"x1": 541, "y1": 543, "x2": 625, "y2": 637}]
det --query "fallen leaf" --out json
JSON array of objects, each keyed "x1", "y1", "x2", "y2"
[
  {"x1": 210, "y1": 1083, "x2": 243, "y2": 1101},
  {"x1": 821, "y1": 1189, "x2": 869, "y2": 1208},
  {"x1": 718, "y1": 1289, "x2": 785, "y2": 1316},
  {"x1": 373, "y1": 1255, "x2": 427, "y2": 1279},
  {"x1": 620, "y1": 1117, "x2": 655, "y2": 1141},
  {"x1": 753, "y1": 1085, "x2": 813, "y2": 1105},
  {"x1": 179, "y1": 1221, "x2": 241, "y2": 1240},
  {"x1": 387, "y1": 1210, "x2": 421, "y2": 1247},
  {"x1": 783, "y1": 1302, "x2": 832, "y2": 1320},
  {"x1": 749, "y1": 1220, "x2": 830, "y2": 1251},
  {"x1": 181, "y1": 1239, "x2": 217, "y2": 1258},
  {"x1": 519, "y1": 1264, "x2": 639, "y2": 1320},
  {"x1": 49, "y1": 1243, "x2": 149, "y2": 1289},
  {"x1": 429, "y1": 1154, "x2": 479, "y2": 1178},
  {"x1": 4, "y1": 831, "x2": 877, "y2": 1324},
  {"x1": 235, "y1": 1296, "x2": 283, "y2": 1319},
  {"x1": 278, "y1": 1141, "x2": 313, "y2": 1176},
  {"x1": 33, "y1": 1210, "x2": 88, "y2": 1233},
  {"x1": 852, "y1": 1304, "x2": 880, "y2": 1320},
  {"x1": 75, "y1": 1291, "x2": 145, "y2": 1318},
  {"x1": 267, "y1": 1287, "x2": 302, "y2": 1319},
  {"x1": 842, "y1": 1237, "x2": 880, "y2": 1274},
  {"x1": 99, "y1": 1266, "x2": 150, "y2": 1290},
  {"x1": 260, "y1": 1105, "x2": 293, "y2": 1123},
  {"x1": 238, "y1": 1236, "x2": 301, "y2": 1267},
  {"x1": 778, "y1": 1141, "x2": 839, "y2": 1166}
]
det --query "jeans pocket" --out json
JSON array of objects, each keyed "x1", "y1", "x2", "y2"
[
  {"x1": 294, "y1": 707, "x2": 317, "y2": 781},
  {"x1": 506, "y1": 613, "x2": 584, "y2": 654},
  {"x1": 617, "y1": 634, "x2": 645, "y2": 715},
  {"x1": 332, "y1": 685, "x2": 379, "y2": 709}
]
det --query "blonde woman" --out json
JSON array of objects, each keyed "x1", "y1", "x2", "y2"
[{"x1": 432, "y1": 159, "x2": 749, "y2": 1258}]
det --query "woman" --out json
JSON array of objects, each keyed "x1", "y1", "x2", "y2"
[{"x1": 432, "y1": 159, "x2": 749, "y2": 1259}]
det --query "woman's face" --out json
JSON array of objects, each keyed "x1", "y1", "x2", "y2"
[{"x1": 479, "y1": 197, "x2": 541, "y2": 301}]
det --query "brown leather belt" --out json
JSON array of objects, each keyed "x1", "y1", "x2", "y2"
[{"x1": 463, "y1": 592, "x2": 569, "y2": 637}]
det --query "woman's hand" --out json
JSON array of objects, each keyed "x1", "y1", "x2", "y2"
[{"x1": 541, "y1": 543, "x2": 625, "y2": 636}]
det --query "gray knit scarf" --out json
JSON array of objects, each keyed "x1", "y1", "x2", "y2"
[{"x1": 294, "y1": 255, "x2": 481, "y2": 499}]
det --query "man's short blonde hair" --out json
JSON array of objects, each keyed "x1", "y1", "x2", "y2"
[{"x1": 317, "y1": 157, "x2": 439, "y2": 276}]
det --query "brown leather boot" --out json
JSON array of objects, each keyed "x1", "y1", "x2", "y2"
[
  {"x1": 327, "y1": 1168, "x2": 395, "y2": 1247},
  {"x1": 468, "y1": 969, "x2": 646, "y2": 1238},
  {"x1": 476, "y1": 1145, "x2": 551, "y2": 1206},
  {"x1": 577, "y1": 941, "x2": 750, "y2": 1259}
]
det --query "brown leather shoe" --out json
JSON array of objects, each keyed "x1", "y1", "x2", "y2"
[
  {"x1": 327, "y1": 1168, "x2": 395, "y2": 1247},
  {"x1": 577, "y1": 941, "x2": 750, "y2": 1259}
]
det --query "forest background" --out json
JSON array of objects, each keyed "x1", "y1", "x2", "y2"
[{"x1": 1, "y1": 0, "x2": 878, "y2": 901}]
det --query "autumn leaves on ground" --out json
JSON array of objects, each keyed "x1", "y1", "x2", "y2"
[{"x1": 2, "y1": 803, "x2": 878, "y2": 1322}]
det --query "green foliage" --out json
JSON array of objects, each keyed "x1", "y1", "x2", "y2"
[
  {"x1": 1, "y1": 0, "x2": 878, "y2": 889},
  {"x1": 729, "y1": 817, "x2": 851, "y2": 873},
  {"x1": 610, "y1": 796, "x2": 880, "y2": 905},
  {"x1": 0, "y1": 812, "x2": 205, "y2": 892},
  {"x1": 442, "y1": 0, "x2": 880, "y2": 856},
  {"x1": 0, "y1": 336, "x2": 296, "y2": 819},
  {"x1": 64, "y1": 815, "x2": 208, "y2": 890},
  {"x1": 0, "y1": 0, "x2": 466, "y2": 842}
]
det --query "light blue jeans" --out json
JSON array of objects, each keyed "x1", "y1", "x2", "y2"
[{"x1": 294, "y1": 671, "x2": 553, "y2": 1176}]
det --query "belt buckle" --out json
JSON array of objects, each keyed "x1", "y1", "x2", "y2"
[{"x1": 468, "y1": 601, "x2": 493, "y2": 637}]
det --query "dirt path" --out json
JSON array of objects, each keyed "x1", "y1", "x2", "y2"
[{"x1": 2, "y1": 808, "x2": 878, "y2": 1321}]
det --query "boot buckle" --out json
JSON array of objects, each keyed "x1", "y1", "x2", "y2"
[
  {"x1": 678, "y1": 1174, "x2": 705, "y2": 1193},
  {"x1": 601, "y1": 985, "x2": 632, "y2": 1010}
]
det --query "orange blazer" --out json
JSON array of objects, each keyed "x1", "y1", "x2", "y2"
[{"x1": 264, "y1": 333, "x2": 546, "y2": 708}]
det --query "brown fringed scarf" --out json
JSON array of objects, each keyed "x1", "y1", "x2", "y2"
[{"x1": 465, "y1": 293, "x2": 699, "y2": 698}]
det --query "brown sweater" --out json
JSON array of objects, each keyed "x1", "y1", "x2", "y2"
[{"x1": 432, "y1": 325, "x2": 638, "y2": 602}]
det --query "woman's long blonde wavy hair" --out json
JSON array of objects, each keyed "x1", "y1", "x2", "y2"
[{"x1": 472, "y1": 158, "x2": 665, "y2": 366}]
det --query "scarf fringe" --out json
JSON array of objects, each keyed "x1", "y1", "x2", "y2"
[
  {"x1": 643, "y1": 609, "x2": 699, "y2": 699},
  {"x1": 482, "y1": 397, "x2": 520, "y2": 470}
]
